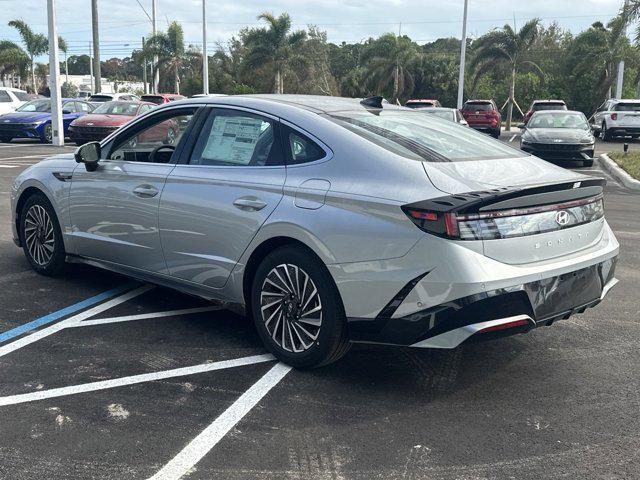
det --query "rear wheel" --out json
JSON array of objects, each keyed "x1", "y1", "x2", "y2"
[
  {"x1": 19, "y1": 193, "x2": 66, "y2": 276},
  {"x1": 601, "y1": 122, "x2": 613, "y2": 141},
  {"x1": 492, "y1": 128, "x2": 501, "y2": 138},
  {"x1": 251, "y1": 246, "x2": 350, "y2": 368}
]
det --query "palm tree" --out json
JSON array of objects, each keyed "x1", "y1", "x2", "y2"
[
  {"x1": 243, "y1": 13, "x2": 307, "y2": 94},
  {"x1": 471, "y1": 19, "x2": 543, "y2": 130},
  {"x1": 362, "y1": 34, "x2": 421, "y2": 102},
  {"x1": 58, "y1": 36, "x2": 68, "y2": 83},
  {"x1": 8, "y1": 20, "x2": 48, "y2": 94},
  {"x1": 143, "y1": 21, "x2": 188, "y2": 94},
  {"x1": 0, "y1": 40, "x2": 29, "y2": 85}
]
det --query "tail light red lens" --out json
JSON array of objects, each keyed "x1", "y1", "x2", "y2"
[
  {"x1": 611, "y1": 113, "x2": 618, "y2": 120},
  {"x1": 478, "y1": 318, "x2": 530, "y2": 333}
]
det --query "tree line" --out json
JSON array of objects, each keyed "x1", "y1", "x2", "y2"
[{"x1": 3, "y1": 6, "x2": 640, "y2": 121}]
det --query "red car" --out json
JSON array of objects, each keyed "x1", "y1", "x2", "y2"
[
  {"x1": 522, "y1": 99, "x2": 567, "y2": 125},
  {"x1": 461, "y1": 99, "x2": 502, "y2": 138},
  {"x1": 140, "y1": 93, "x2": 185, "y2": 105},
  {"x1": 69, "y1": 101, "x2": 155, "y2": 145},
  {"x1": 405, "y1": 99, "x2": 441, "y2": 109}
]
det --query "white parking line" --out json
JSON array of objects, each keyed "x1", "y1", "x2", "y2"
[
  {"x1": 148, "y1": 362, "x2": 292, "y2": 480},
  {"x1": 0, "y1": 284, "x2": 153, "y2": 358},
  {"x1": 509, "y1": 135, "x2": 517, "y2": 142},
  {"x1": 0, "y1": 354, "x2": 275, "y2": 407},
  {"x1": 72, "y1": 305, "x2": 223, "y2": 327}
]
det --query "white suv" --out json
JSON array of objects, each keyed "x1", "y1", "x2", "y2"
[
  {"x1": 0, "y1": 87, "x2": 28, "y2": 115},
  {"x1": 592, "y1": 98, "x2": 640, "y2": 141}
]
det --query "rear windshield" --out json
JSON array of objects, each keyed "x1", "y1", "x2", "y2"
[
  {"x1": 325, "y1": 110, "x2": 522, "y2": 162},
  {"x1": 141, "y1": 95, "x2": 165, "y2": 105},
  {"x1": 406, "y1": 102, "x2": 435, "y2": 109},
  {"x1": 532, "y1": 103, "x2": 566, "y2": 111},
  {"x1": 423, "y1": 110, "x2": 455, "y2": 122},
  {"x1": 613, "y1": 103, "x2": 640, "y2": 112},
  {"x1": 92, "y1": 101, "x2": 139, "y2": 115},
  {"x1": 89, "y1": 95, "x2": 113, "y2": 102},
  {"x1": 463, "y1": 102, "x2": 492, "y2": 111}
]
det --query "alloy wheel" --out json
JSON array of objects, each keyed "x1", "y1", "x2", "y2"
[
  {"x1": 44, "y1": 124, "x2": 52, "y2": 142},
  {"x1": 260, "y1": 263, "x2": 322, "y2": 353},
  {"x1": 24, "y1": 204, "x2": 55, "y2": 266}
]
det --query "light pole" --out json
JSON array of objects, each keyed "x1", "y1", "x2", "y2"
[
  {"x1": 152, "y1": 0, "x2": 159, "y2": 94},
  {"x1": 91, "y1": 0, "x2": 101, "y2": 93},
  {"x1": 456, "y1": 0, "x2": 469, "y2": 109},
  {"x1": 47, "y1": 0, "x2": 63, "y2": 146},
  {"x1": 202, "y1": 0, "x2": 209, "y2": 94}
]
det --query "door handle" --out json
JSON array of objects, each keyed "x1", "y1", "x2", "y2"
[
  {"x1": 132, "y1": 184, "x2": 159, "y2": 198},
  {"x1": 233, "y1": 197, "x2": 267, "y2": 211}
]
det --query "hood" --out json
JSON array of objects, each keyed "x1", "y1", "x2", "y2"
[
  {"x1": 71, "y1": 113, "x2": 134, "y2": 127},
  {"x1": 422, "y1": 155, "x2": 588, "y2": 194},
  {"x1": 523, "y1": 128, "x2": 592, "y2": 143},
  {"x1": 0, "y1": 111, "x2": 50, "y2": 123}
]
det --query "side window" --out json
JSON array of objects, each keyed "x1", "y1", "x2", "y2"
[
  {"x1": 283, "y1": 126, "x2": 326, "y2": 165},
  {"x1": 138, "y1": 104, "x2": 152, "y2": 115},
  {"x1": 189, "y1": 109, "x2": 282, "y2": 167},
  {"x1": 0, "y1": 91, "x2": 12, "y2": 103},
  {"x1": 62, "y1": 102, "x2": 77, "y2": 113},
  {"x1": 77, "y1": 102, "x2": 92, "y2": 112},
  {"x1": 109, "y1": 108, "x2": 196, "y2": 163}
]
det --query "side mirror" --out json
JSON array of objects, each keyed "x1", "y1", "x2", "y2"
[
  {"x1": 75, "y1": 141, "x2": 101, "y2": 171},
  {"x1": 517, "y1": 123, "x2": 526, "y2": 130}
]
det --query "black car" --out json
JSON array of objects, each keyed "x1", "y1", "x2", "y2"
[{"x1": 520, "y1": 110, "x2": 596, "y2": 167}]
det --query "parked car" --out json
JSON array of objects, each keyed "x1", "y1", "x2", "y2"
[
  {"x1": 592, "y1": 98, "x2": 640, "y2": 141},
  {"x1": 519, "y1": 110, "x2": 595, "y2": 166},
  {"x1": 461, "y1": 99, "x2": 501, "y2": 138},
  {"x1": 405, "y1": 99, "x2": 441, "y2": 109},
  {"x1": 0, "y1": 86, "x2": 29, "y2": 115},
  {"x1": 10, "y1": 95, "x2": 619, "y2": 368},
  {"x1": 69, "y1": 101, "x2": 155, "y2": 145},
  {"x1": 0, "y1": 98, "x2": 94, "y2": 143},
  {"x1": 141, "y1": 93, "x2": 185, "y2": 105},
  {"x1": 76, "y1": 91, "x2": 92, "y2": 99},
  {"x1": 523, "y1": 99, "x2": 567, "y2": 125},
  {"x1": 421, "y1": 107, "x2": 468, "y2": 126},
  {"x1": 88, "y1": 93, "x2": 140, "y2": 103}
]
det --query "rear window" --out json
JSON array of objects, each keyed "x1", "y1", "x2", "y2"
[
  {"x1": 141, "y1": 95, "x2": 165, "y2": 105},
  {"x1": 463, "y1": 102, "x2": 493, "y2": 111},
  {"x1": 532, "y1": 103, "x2": 566, "y2": 111},
  {"x1": 13, "y1": 91, "x2": 29, "y2": 101},
  {"x1": 406, "y1": 102, "x2": 435, "y2": 109},
  {"x1": 325, "y1": 110, "x2": 522, "y2": 162},
  {"x1": 423, "y1": 110, "x2": 455, "y2": 122},
  {"x1": 89, "y1": 95, "x2": 113, "y2": 102},
  {"x1": 613, "y1": 102, "x2": 640, "y2": 112}
]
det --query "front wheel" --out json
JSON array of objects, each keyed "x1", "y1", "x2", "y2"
[
  {"x1": 19, "y1": 193, "x2": 66, "y2": 276},
  {"x1": 40, "y1": 123, "x2": 53, "y2": 143},
  {"x1": 251, "y1": 246, "x2": 351, "y2": 368}
]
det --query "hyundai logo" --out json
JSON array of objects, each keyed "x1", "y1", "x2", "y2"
[
  {"x1": 553, "y1": 138, "x2": 563, "y2": 143},
  {"x1": 555, "y1": 210, "x2": 570, "y2": 226}
]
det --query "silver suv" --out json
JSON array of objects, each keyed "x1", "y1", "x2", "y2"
[
  {"x1": 592, "y1": 98, "x2": 640, "y2": 140},
  {"x1": 10, "y1": 95, "x2": 619, "y2": 367}
]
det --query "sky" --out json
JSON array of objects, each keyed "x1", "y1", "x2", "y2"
[{"x1": 0, "y1": 0, "x2": 628, "y2": 61}]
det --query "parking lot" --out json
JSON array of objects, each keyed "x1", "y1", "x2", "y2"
[{"x1": 0, "y1": 138, "x2": 639, "y2": 479}]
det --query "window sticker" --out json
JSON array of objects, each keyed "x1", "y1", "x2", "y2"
[{"x1": 202, "y1": 116, "x2": 265, "y2": 165}]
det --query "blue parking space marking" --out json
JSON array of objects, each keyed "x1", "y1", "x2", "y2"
[{"x1": 0, "y1": 282, "x2": 138, "y2": 344}]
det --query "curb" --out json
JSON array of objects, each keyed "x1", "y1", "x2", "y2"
[{"x1": 599, "y1": 154, "x2": 640, "y2": 191}]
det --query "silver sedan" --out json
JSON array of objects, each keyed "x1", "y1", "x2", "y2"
[{"x1": 11, "y1": 95, "x2": 619, "y2": 367}]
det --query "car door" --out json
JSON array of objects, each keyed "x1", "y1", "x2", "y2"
[
  {"x1": 159, "y1": 106, "x2": 286, "y2": 288},
  {"x1": 67, "y1": 106, "x2": 199, "y2": 272}
]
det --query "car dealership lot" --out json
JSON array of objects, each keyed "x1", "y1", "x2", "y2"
[{"x1": 0, "y1": 140, "x2": 639, "y2": 479}]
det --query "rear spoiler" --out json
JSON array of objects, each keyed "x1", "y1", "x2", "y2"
[{"x1": 404, "y1": 178, "x2": 606, "y2": 215}]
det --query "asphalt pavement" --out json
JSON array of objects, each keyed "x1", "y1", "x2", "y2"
[{"x1": 0, "y1": 138, "x2": 638, "y2": 479}]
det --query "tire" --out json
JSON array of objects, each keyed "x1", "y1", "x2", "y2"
[
  {"x1": 19, "y1": 193, "x2": 66, "y2": 276},
  {"x1": 40, "y1": 123, "x2": 52, "y2": 143},
  {"x1": 583, "y1": 159, "x2": 594, "y2": 167},
  {"x1": 0, "y1": 136, "x2": 12, "y2": 143},
  {"x1": 251, "y1": 245, "x2": 351, "y2": 368},
  {"x1": 492, "y1": 128, "x2": 501, "y2": 139},
  {"x1": 601, "y1": 122, "x2": 613, "y2": 142}
]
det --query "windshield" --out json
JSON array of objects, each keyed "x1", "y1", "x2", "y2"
[
  {"x1": 16, "y1": 99, "x2": 51, "y2": 112},
  {"x1": 463, "y1": 102, "x2": 492, "y2": 111},
  {"x1": 613, "y1": 103, "x2": 640, "y2": 112},
  {"x1": 532, "y1": 103, "x2": 566, "y2": 111},
  {"x1": 528, "y1": 112, "x2": 589, "y2": 130},
  {"x1": 92, "y1": 101, "x2": 139, "y2": 115},
  {"x1": 423, "y1": 110, "x2": 455, "y2": 122},
  {"x1": 325, "y1": 110, "x2": 522, "y2": 161}
]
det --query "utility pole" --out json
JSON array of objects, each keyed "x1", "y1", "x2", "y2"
[
  {"x1": 47, "y1": 0, "x2": 63, "y2": 146},
  {"x1": 91, "y1": 0, "x2": 101, "y2": 93},
  {"x1": 202, "y1": 0, "x2": 209, "y2": 94},
  {"x1": 142, "y1": 37, "x2": 148, "y2": 94},
  {"x1": 457, "y1": 0, "x2": 469, "y2": 109},
  {"x1": 152, "y1": 0, "x2": 159, "y2": 93},
  {"x1": 89, "y1": 44, "x2": 93, "y2": 93},
  {"x1": 616, "y1": 0, "x2": 629, "y2": 99}
]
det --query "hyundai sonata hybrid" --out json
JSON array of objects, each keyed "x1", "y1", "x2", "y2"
[{"x1": 10, "y1": 95, "x2": 619, "y2": 367}]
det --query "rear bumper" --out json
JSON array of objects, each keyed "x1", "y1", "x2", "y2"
[
  {"x1": 468, "y1": 123, "x2": 499, "y2": 131},
  {"x1": 607, "y1": 126, "x2": 640, "y2": 136}
]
